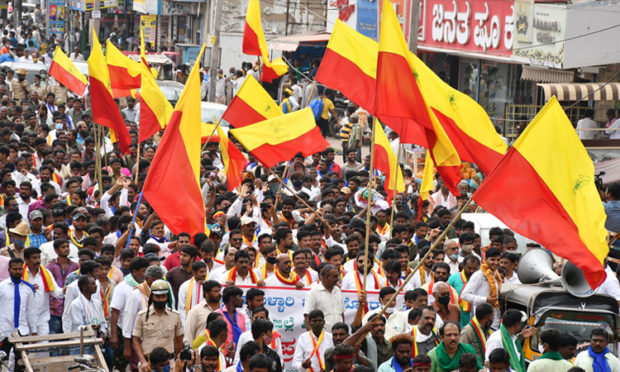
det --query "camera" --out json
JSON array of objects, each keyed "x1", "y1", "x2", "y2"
[{"x1": 179, "y1": 345, "x2": 193, "y2": 361}]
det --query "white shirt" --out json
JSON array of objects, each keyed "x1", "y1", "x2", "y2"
[
  {"x1": 503, "y1": 273, "x2": 522, "y2": 285},
  {"x1": 341, "y1": 270, "x2": 384, "y2": 291},
  {"x1": 121, "y1": 287, "x2": 150, "y2": 339},
  {"x1": 292, "y1": 331, "x2": 334, "y2": 372},
  {"x1": 67, "y1": 292, "x2": 107, "y2": 336},
  {"x1": 22, "y1": 266, "x2": 62, "y2": 323},
  {"x1": 109, "y1": 280, "x2": 135, "y2": 329},
  {"x1": 213, "y1": 269, "x2": 258, "y2": 286},
  {"x1": 17, "y1": 196, "x2": 35, "y2": 222},
  {"x1": 485, "y1": 329, "x2": 518, "y2": 362},
  {"x1": 444, "y1": 256, "x2": 462, "y2": 275},
  {"x1": 595, "y1": 266, "x2": 620, "y2": 299},
  {"x1": 264, "y1": 272, "x2": 299, "y2": 287},
  {"x1": 0, "y1": 278, "x2": 37, "y2": 336},
  {"x1": 461, "y1": 270, "x2": 501, "y2": 329},
  {"x1": 40, "y1": 240, "x2": 79, "y2": 266},
  {"x1": 411, "y1": 269, "x2": 433, "y2": 289},
  {"x1": 62, "y1": 279, "x2": 101, "y2": 333},
  {"x1": 363, "y1": 308, "x2": 409, "y2": 340},
  {"x1": 574, "y1": 349, "x2": 620, "y2": 372},
  {"x1": 577, "y1": 117, "x2": 599, "y2": 140},
  {"x1": 606, "y1": 118, "x2": 620, "y2": 139},
  {"x1": 122, "y1": 106, "x2": 138, "y2": 122},
  {"x1": 303, "y1": 282, "x2": 345, "y2": 333},
  {"x1": 177, "y1": 278, "x2": 205, "y2": 329}
]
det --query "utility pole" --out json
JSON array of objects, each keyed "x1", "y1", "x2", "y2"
[
  {"x1": 408, "y1": 0, "x2": 420, "y2": 53},
  {"x1": 92, "y1": 0, "x2": 101, "y2": 44},
  {"x1": 207, "y1": 0, "x2": 222, "y2": 102}
]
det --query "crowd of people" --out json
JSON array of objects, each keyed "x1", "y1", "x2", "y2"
[{"x1": 0, "y1": 21, "x2": 620, "y2": 372}]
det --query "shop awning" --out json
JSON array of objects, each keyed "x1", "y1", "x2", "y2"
[
  {"x1": 521, "y1": 66, "x2": 574, "y2": 83},
  {"x1": 268, "y1": 33, "x2": 330, "y2": 52},
  {"x1": 538, "y1": 82, "x2": 620, "y2": 101}
]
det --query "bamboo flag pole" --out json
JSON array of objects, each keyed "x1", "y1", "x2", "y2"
[
  {"x1": 201, "y1": 119, "x2": 222, "y2": 153},
  {"x1": 388, "y1": 143, "x2": 403, "y2": 239},
  {"x1": 134, "y1": 143, "x2": 141, "y2": 184},
  {"x1": 362, "y1": 120, "x2": 377, "y2": 289},
  {"x1": 354, "y1": 197, "x2": 474, "y2": 346}
]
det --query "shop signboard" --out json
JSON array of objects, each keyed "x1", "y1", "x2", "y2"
[
  {"x1": 134, "y1": 0, "x2": 159, "y2": 14},
  {"x1": 48, "y1": 0, "x2": 66, "y2": 36},
  {"x1": 380, "y1": 0, "x2": 413, "y2": 43},
  {"x1": 419, "y1": 0, "x2": 515, "y2": 57},
  {"x1": 161, "y1": 0, "x2": 196, "y2": 15},
  {"x1": 327, "y1": 0, "x2": 357, "y2": 34},
  {"x1": 357, "y1": 0, "x2": 378, "y2": 39},
  {"x1": 512, "y1": 3, "x2": 566, "y2": 68},
  {"x1": 140, "y1": 14, "x2": 157, "y2": 44}
]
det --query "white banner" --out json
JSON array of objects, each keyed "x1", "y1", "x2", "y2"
[{"x1": 237, "y1": 285, "x2": 406, "y2": 372}]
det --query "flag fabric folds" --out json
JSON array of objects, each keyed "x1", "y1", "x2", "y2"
[
  {"x1": 217, "y1": 125, "x2": 246, "y2": 191},
  {"x1": 418, "y1": 151, "x2": 435, "y2": 221},
  {"x1": 243, "y1": 0, "x2": 288, "y2": 82},
  {"x1": 316, "y1": 20, "x2": 377, "y2": 117},
  {"x1": 408, "y1": 52, "x2": 507, "y2": 175},
  {"x1": 88, "y1": 32, "x2": 131, "y2": 154},
  {"x1": 143, "y1": 45, "x2": 207, "y2": 237},
  {"x1": 106, "y1": 40, "x2": 141, "y2": 98},
  {"x1": 473, "y1": 97, "x2": 608, "y2": 289},
  {"x1": 376, "y1": 0, "x2": 461, "y2": 195},
  {"x1": 230, "y1": 107, "x2": 329, "y2": 169},
  {"x1": 138, "y1": 72, "x2": 174, "y2": 143},
  {"x1": 48, "y1": 46, "x2": 88, "y2": 96},
  {"x1": 373, "y1": 123, "x2": 404, "y2": 204},
  {"x1": 222, "y1": 75, "x2": 282, "y2": 128}
]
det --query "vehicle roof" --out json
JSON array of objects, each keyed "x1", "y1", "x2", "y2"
[{"x1": 500, "y1": 284, "x2": 619, "y2": 314}]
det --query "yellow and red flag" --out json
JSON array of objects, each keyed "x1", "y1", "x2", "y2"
[
  {"x1": 243, "y1": 0, "x2": 288, "y2": 82},
  {"x1": 105, "y1": 40, "x2": 141, "y2": 98},
  {"x1": 217, "y1": 125, "x2": 246, "y2": 191},
  {"x1": 230, "y1": 107, "x2": 328, "y2": 169},
  {"x1": 143, "y1": 45, "x2": 207, "y2": 237},
  {"x1": 377, "y1": 0, "x2": 461, "y2": 194},
  {"x1": 409, "y1": 52, "x2": 507, "y2": 175},
  {"x1": 88, "y1": 32, "x2": 131, "y2": 154},
  {"x1": 222, "y1": 75, "x2": 282, "y2": 128},
  {"x1": 138, "y1": 71, "x2": 173, "y2": 143},
  {"x1": 316, "y1": 20, "x2": 377, "y2": 119},
  {"x1": 373, "y1": 123, "x2": 404, "y2": 204},
  {"x1": 48, "y1": 46, "x2": 88, "y2": 96},
  {"x1": 473, "y1": 97, "x2": 608, "y2": 289}
]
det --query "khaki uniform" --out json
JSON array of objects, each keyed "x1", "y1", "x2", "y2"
[
  {"x1": 132, "y1": 307, "x2": 182, "y2": 355},
  {"x1": 0, "y1": 244, "x2": 25, "y2": 260},
  {"x1": 31, "y1": 84, "x2": 48, "y2": 99},
  {"x1": 49, "y1": 84, "x2": 68, "y2": 104},
  {"x1": 183, "y1": 301, "x2": 215, "y2": 345},
  {"x1": 11, "y1": 80, "x2": 29, "y2": 100}
]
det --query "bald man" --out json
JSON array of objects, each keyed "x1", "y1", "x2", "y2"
[
  {"x1": 264, "y1": 253, "x2": 305, "y2": 289},
  {"x1": 432, "y1": 282, "x2": 461, "y2": 323}
]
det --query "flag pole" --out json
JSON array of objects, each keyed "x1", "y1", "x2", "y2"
[
  {"x1": 362, "y1": 120, "x2": 377, "y2": 289},
  {"x1": 355, "y1": 196, "x2": 473, "y2": 346},
  {"x1": 94, "y1": 124, "x2": 103, "y2": 192},
  {"x1": 267, "y1": 168, "x2": 329, "y2": 226},
  {"x1": 388, "y1": 143, "x2": 403, "y2": 239},
  {"x1": 201, "y1": 119, "x2": 222, "y2": 153},
  {"x1": 378, "y1": 197, "x2": 472, "y2": 316},
  {"x1": 278, "y1": 162, "x2": 290, "y2": 189},
  {"x1": 134, "y1": 143, "x2": 141, "y2": 184}
]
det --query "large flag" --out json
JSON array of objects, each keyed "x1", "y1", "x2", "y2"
[
  {"x1": 138, "y1": 72, "x2": 173, "y2": 143},
  {"x1": 230, "y1": 107, "x2": 328, "y2": 168},
  {"x1": 217, "y1": 125, "x2": 246, "y2": 191},
  {"x1": 243, "y1": 0, "x2": 288, "y2": 82},
  {"x1": 143, "y1": 45, "x2": 207, "y2": 237},
  {"x1": 408, "y1": 52, "x2": 507, "y2": 175},
  {"x1": 48, "y1": 46, "x2": 88, "y2": 96},
  {"x1": 373, "y1": 123, "x2": 404, "y2": 204},
  {"x1": 377, "y1": 0, "x2": 462, "y2": 194},
  {"x1": 106, "y1": 40, "x2": 141, "y2": 98},
  {"x1": 88, "y1": 32, "x2": 131, "y2": 154},
  {"x1": 316, "y1": 20, "x2": 377, "y2": 117},
  {"x1": 222, "y1": 75, "x2": 282, "y2": 128},
  {"x1": 473, "y1": 97, "x2": 608, "y2": 289}
]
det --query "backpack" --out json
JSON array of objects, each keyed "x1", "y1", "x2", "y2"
[{"x1": 308, "y1": 96, "x2": 324, "y2": 120}]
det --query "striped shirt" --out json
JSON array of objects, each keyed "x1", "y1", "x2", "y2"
[{"x1": 340, "y1": 119, "x2": 353, "y2": 143}]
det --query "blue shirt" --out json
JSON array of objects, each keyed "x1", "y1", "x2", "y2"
[
  {"x1": 28, "y1": 232, "x2": 47, "y2": 249},
  {"x1": 604, "y1": 200, "x2": 620, "y2": 232}
]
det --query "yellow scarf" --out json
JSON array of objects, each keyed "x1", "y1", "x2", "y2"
[
  {"x1": 480, "y1": 262, "x2": 502, "y2": 308},
  {"x1": 184, "y1": 278, "x2": 202, "y2": 313}
]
